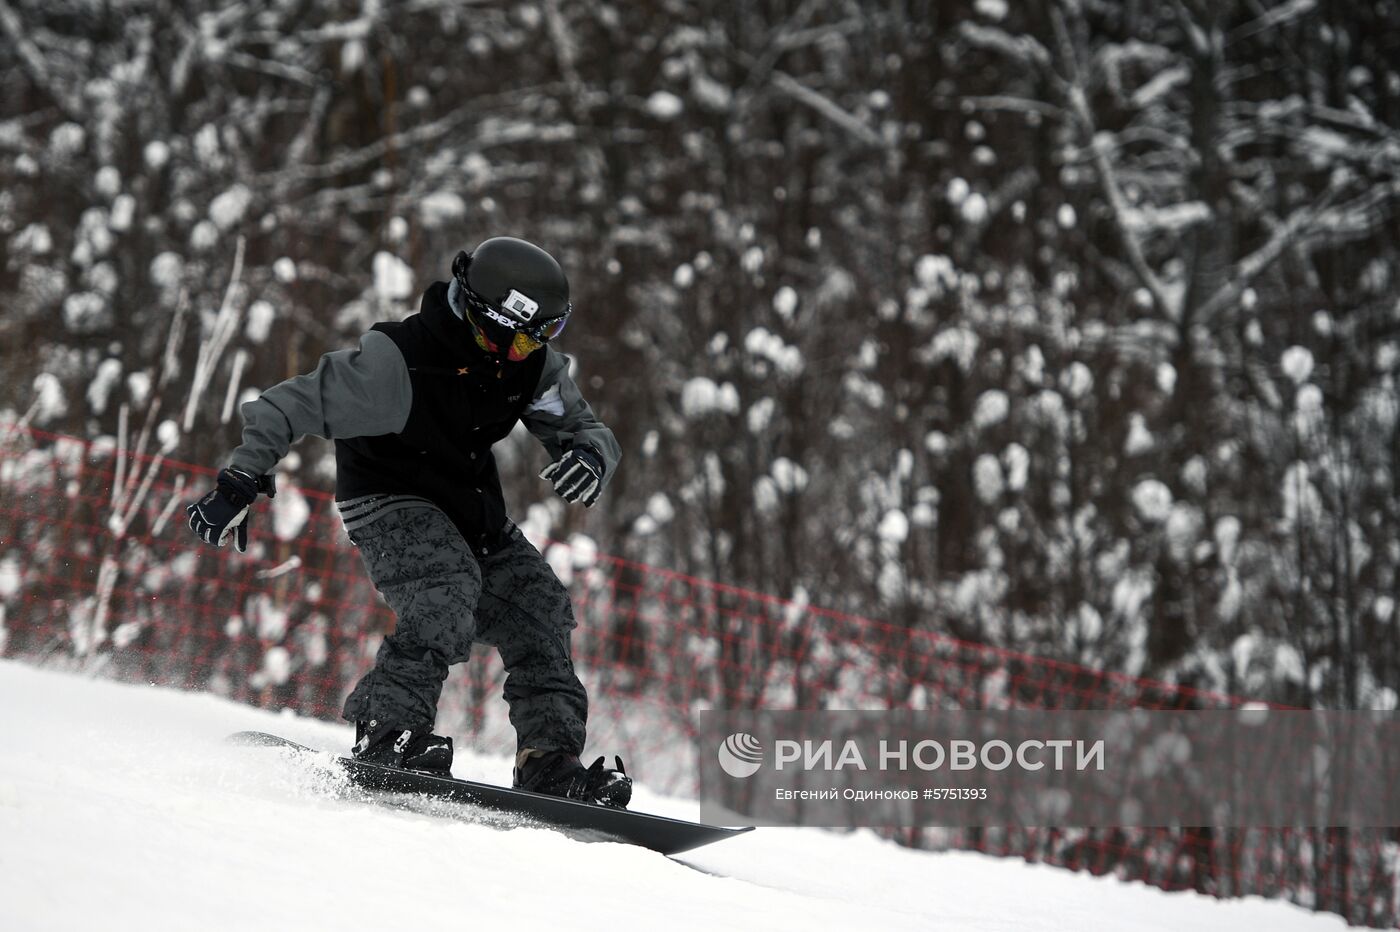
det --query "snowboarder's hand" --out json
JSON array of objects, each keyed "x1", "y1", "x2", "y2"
[
  {"x1": 540, "y1": 446, "x2": 604, "y2": 507},
  {"x1": 186, "y1": 467, "x2": 276, "y2": 553}
]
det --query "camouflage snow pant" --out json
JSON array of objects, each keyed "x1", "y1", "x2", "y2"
[{"x1": 340, "y1": 501, "x2": 587, "y2": 755}]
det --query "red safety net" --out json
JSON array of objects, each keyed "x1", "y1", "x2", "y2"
[{"x1": 0, "y1": 429, "x2": 1394, "y2": 927}]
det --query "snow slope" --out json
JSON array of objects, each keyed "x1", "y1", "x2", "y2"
[{"x1": 0, "y1": 661, "x2": 1345, "y2": 932}]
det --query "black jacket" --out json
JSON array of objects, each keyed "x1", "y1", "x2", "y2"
[{"x1": 230, "y1": 281, "x2": 620, "y2": 548}]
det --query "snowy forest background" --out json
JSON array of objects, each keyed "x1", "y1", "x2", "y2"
[{"x1": 2, "y1": 0, "x2": 1399, "y2": 714}]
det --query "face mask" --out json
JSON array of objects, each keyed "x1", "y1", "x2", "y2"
[{"x1": 465, "y1": 308, "x2": 545, "y2": 361}]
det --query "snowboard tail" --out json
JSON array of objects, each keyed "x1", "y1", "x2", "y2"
[{"x1": 227, "y1": 730, "x2": 752, "y2": 856}]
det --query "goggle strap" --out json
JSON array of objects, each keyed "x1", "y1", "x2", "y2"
[{"x1": 459, "y1": 283, "x2": 570, "y2": 343}]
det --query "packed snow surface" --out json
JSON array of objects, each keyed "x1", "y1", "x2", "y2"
[{"x1": 0, "y1": 661, "x2": 1345, "y2": 932}]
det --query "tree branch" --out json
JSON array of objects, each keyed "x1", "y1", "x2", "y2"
[
  {"x1": 258, "y1": 86, "x2": 573, "y2": 185},
  {"x1": 1053, "y1": 7, "x2": 1181, "y2": 322},
  {"x1": 1195, "y1": 178, "x2": 1350, "y2": 325},
  {"x1": 1229, "y1": 0, "x2": 1317, "y2": 44},
  {"x1": 959, "y1": 22, "x2": 1053, "y2": 73},
  {"x1": 224, "y1": 50, "x2": 318, "y2": 87},
  {"x1": 0, "y1": 0, "x2": 84, "y2": 121},
  {"x1": 183, "y1": 238, "x2": 246, "y2": 431},
  {"x1": 956, "y1": 95, "x2": 1064, "y2": 118},
  {"x1": 769, "y1": 70, "x2": 886, "y2": 149}
]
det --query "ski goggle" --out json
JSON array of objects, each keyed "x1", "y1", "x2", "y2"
[
  {"x1": 459, "y1": 307, "x2": 535, "y2": 360},
  {"x1": 519, "y1": 310, "x2": 570, "y2": 343},
  {"x1": 459, "y1": 283, "x2": 570, "y2": 343}
]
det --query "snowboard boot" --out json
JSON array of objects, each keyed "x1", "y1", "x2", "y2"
[
  {"x1": 353, "y1": 720, "x2": 454, "y2": 776},
  {"x1": 513, "y1": 748, "x2": 632, "y2": 808}
]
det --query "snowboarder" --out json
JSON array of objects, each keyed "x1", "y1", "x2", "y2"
[{"x1": 186, "y1": 236, "x2": 631, "y2": 807}]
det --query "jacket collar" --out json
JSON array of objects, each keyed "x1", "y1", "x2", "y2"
[{"x1": 419, "y1": 281, "x2": 492, "y2": 363}]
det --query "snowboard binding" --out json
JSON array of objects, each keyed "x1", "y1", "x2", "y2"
[
  {"x1": 353, "y1": 720, "x2": 454, "y2": 776},
  {"x1": 513, "y1": 748, "x2": 632, "y2": 808}
]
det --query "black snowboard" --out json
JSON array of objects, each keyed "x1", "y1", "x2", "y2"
[{"x1": 227, "y1": 731, "x2": 753, "y2": 856}]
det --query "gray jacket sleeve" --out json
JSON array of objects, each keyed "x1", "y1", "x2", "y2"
[
  {"x1": 229, "y1": 330, "x2": 412, "y2": 475},
  {"x1": 522, "y1": 347, "x2": 621, "y2": 487}
]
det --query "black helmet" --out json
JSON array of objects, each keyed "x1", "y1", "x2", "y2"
[{"x1": 452, "y1": 237, "x2": 571, "y2": 343}]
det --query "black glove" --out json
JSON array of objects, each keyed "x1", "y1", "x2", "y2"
[
  {"x1": 540, "y1": 446, "x2": 604, "y2": 507},
  {"x1": 186, "y1": 467, "x2": 276, "y2": 553}
]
